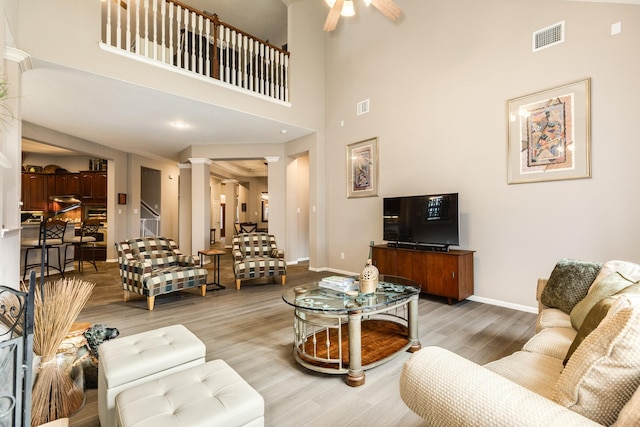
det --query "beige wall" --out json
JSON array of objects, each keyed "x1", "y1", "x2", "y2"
[{"x1": 323, "y1": 0, "x2": 640, "y2": 310}]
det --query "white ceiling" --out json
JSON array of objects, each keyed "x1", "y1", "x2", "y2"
[{"x1": 20, "y1": 0, "x2": 305, "y2": 176}]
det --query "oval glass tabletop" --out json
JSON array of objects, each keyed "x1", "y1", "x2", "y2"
[{"x1": 282, "y1": 275, "x2": 420, "y2": 314}]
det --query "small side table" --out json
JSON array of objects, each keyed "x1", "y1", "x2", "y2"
[{"x1": 198, "y1": 249, "x2": 226, "y2": 290}]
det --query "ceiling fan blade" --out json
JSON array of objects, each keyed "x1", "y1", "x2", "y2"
[
  {"x1": 113, "y1": 0, "x2": 128, "y2": 10},
  {"x1": 371, "y1": 0, "x2": 401, "y2": 21},
  {"x1": 323, "y1": 0, "x2": 345, "y2": 32}
]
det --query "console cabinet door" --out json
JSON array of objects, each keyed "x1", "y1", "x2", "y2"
[{"x1": 372, "y1": 246, "x2": 397, "y2": 276}]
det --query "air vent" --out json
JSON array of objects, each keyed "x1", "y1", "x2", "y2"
[
  {"x1": 357, "y1": 99, "x2": 370, "y2": 116},
  {"x1": 533, "y1": 21, "x2": 564, "y2": 52}
]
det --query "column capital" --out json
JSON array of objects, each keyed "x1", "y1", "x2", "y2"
[{"x1": 189, "y1": 158, "x2": 213, "y2": 165}]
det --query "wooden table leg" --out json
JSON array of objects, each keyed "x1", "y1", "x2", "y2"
[{"x1": 346, "y1": 310, "x2": 365, "y2": 387}]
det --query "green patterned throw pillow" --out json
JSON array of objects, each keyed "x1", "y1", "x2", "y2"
[{"x1": 540, "y1": 258, "x2": 603, "y2": 315}]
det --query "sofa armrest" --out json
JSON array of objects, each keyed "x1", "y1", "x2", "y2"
[
  {"x1": 400, "y1": 346, "x2": 601, "y2": 427},
  {"x1": 271, "y1": 248, "x2": 284, "y2": 259},
  {"x1": 176, "y1": 254, "x2": 197, "y2": 266},
  {"x1": 232, "y1": 250, "x2": 243, "y2": 262},
  {"x1": 125, "y1": 260, "x2": 152, "y2": 276},
  {"x1": 537, "y1": 278, "x2": 549, "y2": 312}
]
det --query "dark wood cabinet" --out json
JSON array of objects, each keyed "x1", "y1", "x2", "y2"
[
  {"x1": 372, "y1": 244, "x2": 474, "y2": 304},
  {"x1": 21, "y1": 173, "x2": 50, "y2": 211},
  {"x1": 79, "y1": 171, "x2": 107, "y2": 202},
  {"x1": 22, "y1": 171, "x2": 105, "y2": 212},
  {"x1": 54, "y1": 173, "x2": 81, "y2": 196}
]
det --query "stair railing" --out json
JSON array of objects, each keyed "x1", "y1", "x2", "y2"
[{"x1": 103, "y1": 0, "x2": 290, "y2": 102}]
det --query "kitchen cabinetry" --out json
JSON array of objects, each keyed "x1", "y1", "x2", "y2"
[
  {"x1": 54, "y1": 173, "x2": 81, "y2": 196},
  {"x1": 372, "y1": 244, "x2": 474, "y2": 304},
  {"x1": 79, "y1": 171, "x2": 107, "y2": 202},
  {"x1": 21, "y1": 173, "x2": 52, "y2": 211}
]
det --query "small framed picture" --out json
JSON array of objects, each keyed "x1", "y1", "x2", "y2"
[
  {"x1": 118, "y1": 193, "x2": 127, "y2": 205},
  {"x1": 346, "y1": 137, "x2": 379, "y2": 198}
]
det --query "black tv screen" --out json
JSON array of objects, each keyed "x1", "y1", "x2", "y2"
[{"x1": 383, "y1": 193, "x2": 459, "y2": 248}]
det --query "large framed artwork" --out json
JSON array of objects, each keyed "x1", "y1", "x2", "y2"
[
  {"x1": 346, "y1": 137, "x2": 378, "y2": 198},
  {"x1": 507, "y1": 78, "x2": 591, "y2": 184}
]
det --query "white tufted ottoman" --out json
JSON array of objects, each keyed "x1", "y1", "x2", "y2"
[
  {"x1": 98, "y1": 324, "x2": 206, "y2": 427},
  {"x1": 115, "y1": 359, "x2": 265, "y2": 427}
]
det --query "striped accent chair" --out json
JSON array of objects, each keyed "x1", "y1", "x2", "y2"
[
  {"x1": 115, "y1": 237, "x2": 208, "y2": 310},
  {"x1": 232, "y1": 233, "x2": 287, "y2": 290}
]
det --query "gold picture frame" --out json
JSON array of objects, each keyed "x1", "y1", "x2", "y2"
[
  {"x1": 347, "y1": 137, "x2": 378, "y2": 198},
  {"x1": 507, "y1": 78, "x2": 591, "y2": 184}
]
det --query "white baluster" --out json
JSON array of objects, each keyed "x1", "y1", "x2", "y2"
[
  {"x1": 152, "y1": 0, "x2": 158, "y2": 60},
  {"x1": 269, "y1": 47, "x2": 275, "y2": 98},
  {"x1": 143, "y1": 0, "x2": 149, "y2": 57},
  {"x1": 160, "y1": 0, "x2": 166, "y2": 63},
  {"x1": 275, "y1": 51, "x2": 281, "y2": 101},
  {"x1": 225, "y1": 27, "x2": 231, "y2": 83},
  {"x1": 135, "y1": 0, "x2": 140, "y2": 54},
  {"x1": 248, "y1": 39, "x2": 254, "y2": 91},
  {"x1": 259, "y1": 43, "x2": 265, "y2": 95},
  {"x1": 125, "y1": 0, "x2": 131, "y2": 52},
  {"x1": 176, "y1": 6, "x2": 182, "y2": 68},
  {"x1": 168, "y1": 3, "x2": 174, "y2": 63},
  {"x1": 105, "y1": 0, "x2": 112, "y2": 45},
  {"x1": 218, "y1": 25, "x2": 224, "y2": 81},
  {"x1": 241, "y1": 36, "x2": 248, "y2": 89},
  {"x1": 255, "y1": 40, "x2": 260, "y2": 92},
  {"x1": 116, "y1": 0, "x2": 122, "y2": 48},
  {"x1": 197, "y1": 15, "x2": 204, "y2": 74},
  {"x1": 184, "y1": 8, "x2": 190, "y2": 70},
  {"x1": 284, "y1": 54, "x2": 289, "y2": 102},
  {"x1": 205, "y1": 21, "x2": 211, "y2": 77},
  {"x1": 230, "y1": 30, "x2": 237, "y2": 86}
]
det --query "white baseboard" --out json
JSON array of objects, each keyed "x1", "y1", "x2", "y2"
[{"x1": 467, "y1": 295, "x2": 537, "y2": 314}]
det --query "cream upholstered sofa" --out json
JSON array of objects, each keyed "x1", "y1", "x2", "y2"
[{"x1": 400, "y1": 259, "x2": 640, "y2": 426}]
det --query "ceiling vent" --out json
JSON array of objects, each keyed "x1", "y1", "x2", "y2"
[
  {"x1": 357, "y1": 99, "x2": 370, "y2": 116},
  {"x1": 533, "y1": 21, "x2": 564, "y2": 52}
]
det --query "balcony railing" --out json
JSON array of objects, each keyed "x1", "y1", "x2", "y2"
[{"x1": 103, "y1": 0, "x2": 290, "y2": 102}]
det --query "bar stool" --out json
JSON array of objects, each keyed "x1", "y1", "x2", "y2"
[
  {"x1": 21, "y1": 219, "x2": 67, "y2": 281},
  {"x1": 63, "y1": 219, "x2": 101, "y2": 273}
]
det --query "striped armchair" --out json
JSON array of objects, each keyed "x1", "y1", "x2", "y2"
[
  {"x1": 232, "y1": 233, "x2": 287, "y2": 290},
  {"x1": 115, "y1": 236, "x2": 208, "y2": 310}
]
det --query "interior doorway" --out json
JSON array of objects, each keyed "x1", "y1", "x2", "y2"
[
  {"x1": 140, "y1": 166, "x2": 161, "y2": 236},
  {"x1": 220, "y1": 203, "x2": 226, "y2": 238}
]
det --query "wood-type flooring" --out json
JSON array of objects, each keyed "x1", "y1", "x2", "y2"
[{"x1": 50, "y1": 240, "x2": 536, "y2": 427}]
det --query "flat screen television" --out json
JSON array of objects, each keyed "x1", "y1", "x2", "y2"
[{"x1": 383, "y1": 193, "x2": 459, "y2": 251}]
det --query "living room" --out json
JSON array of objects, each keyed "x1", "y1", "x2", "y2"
[{"x1": 1, "y1": 0, "x2": 640, "y2": 424}]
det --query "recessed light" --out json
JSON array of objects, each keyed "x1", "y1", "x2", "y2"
[
  {"x1": 171, "y1": 121, "x2": 189, "y2": 129},
  {"x1": 281, "y1": 129, "x2": 287, "y2": 134}
]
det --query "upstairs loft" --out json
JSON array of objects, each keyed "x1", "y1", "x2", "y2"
[{"x1": 102, "y1": 0, "x2": 290, "y2": 103}]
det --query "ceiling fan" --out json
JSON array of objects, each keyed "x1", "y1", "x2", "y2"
[
  {"x1": 108, "y1": 0, "x2": 128, "y2": 9},
  {"x1": 323, "y1": 0, "x2": 401, "y2": 32}
]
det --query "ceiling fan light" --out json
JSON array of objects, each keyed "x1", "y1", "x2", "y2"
[
  {"x1": 325, "y1": 0, "x2": 336, "y2": 6},
  {"x1": 342, "y1": 0, "x2": 355, "y2": 16},
  {"x1": 363, "y1": 0, "x2": 372, "y2": 6}
]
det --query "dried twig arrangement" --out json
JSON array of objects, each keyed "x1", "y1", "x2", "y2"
[{"x1": 30, "y1": 277, "x2": 94, "y2": 426}]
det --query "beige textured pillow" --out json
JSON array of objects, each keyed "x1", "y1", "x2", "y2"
[
  {"x1": 554, "y1": 296, "x2": 640, "y2": 425},
  {"x1": 614, "y1": 385, "x2": 640, "y2": 426},
  {"x1": 570, "y1": 272, "x2": 634, "y2": 330}
]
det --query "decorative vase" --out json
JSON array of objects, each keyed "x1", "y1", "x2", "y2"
[{"x1": 359, "y1": 259, "x2": 379, "y2": 294}]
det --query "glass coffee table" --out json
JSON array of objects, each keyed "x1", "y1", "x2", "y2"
[{"x1": 282, "y1": 275, "x2": 421, "y2": 386}]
